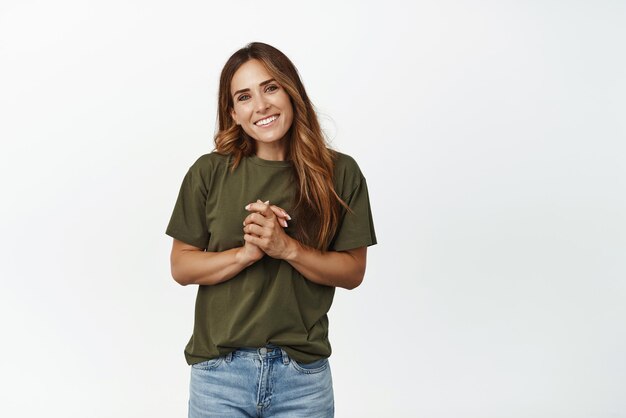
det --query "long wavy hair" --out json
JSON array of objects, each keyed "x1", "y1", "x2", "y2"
[{"x1": 214, "y1": 42, "x2": 350, "y2": 252}]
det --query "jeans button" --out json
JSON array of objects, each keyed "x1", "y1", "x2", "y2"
[{"x1": 260, "y1": 347, "x2": 267, "y2": 355}]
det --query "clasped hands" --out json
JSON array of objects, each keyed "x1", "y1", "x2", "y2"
[{"x1": 241, "y1": 199, "x2": 296, "y2": 262}]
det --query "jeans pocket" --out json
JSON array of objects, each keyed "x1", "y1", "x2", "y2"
[
  {"x1": 191, "y1": 356, "x2": 224, "y2": 371},
  {"x1": 290, "y1": 357, "x2": 329, "y2": 374}
]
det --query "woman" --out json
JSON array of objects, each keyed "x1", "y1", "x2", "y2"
[{"x1": 166, "y1": 42, "x2": 377, "y2": 417}]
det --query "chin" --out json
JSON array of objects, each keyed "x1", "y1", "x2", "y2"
[
  {"x1": 255, "y1": 137, "x2": 284, "y2": 145},
  {"x1": 252, "y1": 131, "x2": 288, "y2": 143}
]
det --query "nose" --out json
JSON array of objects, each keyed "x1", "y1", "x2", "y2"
[{"x1": 254, "y1": 96, "x2": 270, "y2": 113}]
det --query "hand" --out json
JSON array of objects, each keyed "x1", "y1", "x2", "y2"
[
  {"x1": 237, "y1": 235, "x2": 265, "y2": 265},
  {"x1": 254, "y1": 199, "x2": 291, "y2": 228},
  {"x1": 243, "y1": 200, "x2": 296, "y2": 260},
  {"x1": 237, "y1": 200, "x2": 292, "y2": 265}
]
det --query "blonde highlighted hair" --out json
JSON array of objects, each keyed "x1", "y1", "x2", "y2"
[{"x1": 213, "y1": 42, "x2": 350, "y2": 251}]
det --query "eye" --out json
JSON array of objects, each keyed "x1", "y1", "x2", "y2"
[
  {"x1": 237, "y1": 94, "x2": 250, "y2": 102},
  {"x1": 266, "y1": 84, "x2": 279, "y2": 92}
]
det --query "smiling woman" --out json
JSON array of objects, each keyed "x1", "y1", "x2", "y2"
[
  {"x1": 229, "y1": 60, "x2": 294, "y2": 161},
  {"x1": 165, "y1": 42, "x2": 377, "y2": 418}
]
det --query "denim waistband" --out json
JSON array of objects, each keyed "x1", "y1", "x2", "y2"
[{"x1": 227, "y1": 344, "x2": 289, "y2": 364}]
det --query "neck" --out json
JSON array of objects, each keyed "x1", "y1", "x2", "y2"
[{"x1": 255, "y1": 141, "x2": 287, "y2": 161}]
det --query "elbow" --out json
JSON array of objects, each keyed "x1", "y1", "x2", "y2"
[
  {"x1": 344, "y1": 267, "x2": 365, "y2": 290},
  {"x1": 340, "y1": 248, "x2": 367, "y2": 290},
  {"x1": 170, "y1": 263, "x2": 192, "y2": 286},
  {"x1": 173, "y1": 275, "x2": 190, "y2": 286},
  {"x1": 344, "y1": 275, "x2": 363, "y2": 290}
]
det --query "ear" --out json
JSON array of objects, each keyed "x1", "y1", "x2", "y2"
[{"x1": 230, "y1": 108, "x2": 239, "y2": 125}]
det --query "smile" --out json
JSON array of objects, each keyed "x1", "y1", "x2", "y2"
[{"x1": 254, "y1": 114, "x2": 279, "y2": 127}]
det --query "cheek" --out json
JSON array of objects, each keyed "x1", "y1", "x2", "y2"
[
  {"x1": 233, "y1": 105, "x2": 251, "y2": 121},
  {"x1": 286, "y1": 107, "x2": 295, "y2": 123},
  {"x1": 283, "y1": 109, "x2": 294, "y2": 127},
  {"x1": 240, "y1": 124, "x2": 258, "y2": 139}
]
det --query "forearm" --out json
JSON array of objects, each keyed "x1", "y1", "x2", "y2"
[
  {"x1": 241, "y1": 202, "x2": 367, "y2": 289},
  {"x1": 284, "y1": 239, "x2": 365, "y2": 290},
  {"x1": 171, "y1": 247, "x2": 255, "y2": 286}
]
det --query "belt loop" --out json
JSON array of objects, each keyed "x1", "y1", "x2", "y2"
[
  {"x1": 281, "y1": 348, "x2": 289, "y2": 365},
  {"x1": 225, "y1": 351, "x2": 233, "y2": 363}
]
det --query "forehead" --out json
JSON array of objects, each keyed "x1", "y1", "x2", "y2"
[{"x1": 230, "y1": 59, "x2": 272, "y2": 94}]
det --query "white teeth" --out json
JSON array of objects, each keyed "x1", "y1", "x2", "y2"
[{"x1": 255, "y1": 115, "x2": 278, "y2": 126}]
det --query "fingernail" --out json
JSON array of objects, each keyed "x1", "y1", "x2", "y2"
[
  {"x1": 285, "y1": 213, "x2": 291, "y2": 220},
  {"x1": 264, "y1": 200, "x2": 269, "y2": 205},
  {"x1": 281, "y1": 219, "x2": 288, "y2": 227},
  {"x1": 245, "y1": 204, "x2": 251, "y2": 210}
]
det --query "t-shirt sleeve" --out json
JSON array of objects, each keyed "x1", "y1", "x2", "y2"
[
  {"x1": 329, "y1": 172, "x2": 378, "y2": 252},
  {"x1": 165, "y1": 159, "x2": 210, "y2": 250}
]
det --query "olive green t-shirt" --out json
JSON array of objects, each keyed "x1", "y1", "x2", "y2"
[{"x1": 166, "y1": 150, "x2": 377, "y2": 364}]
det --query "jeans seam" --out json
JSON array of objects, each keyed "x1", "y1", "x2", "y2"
[{"x1": 289, "y1": 358, "x2": 329, "y2": 374}]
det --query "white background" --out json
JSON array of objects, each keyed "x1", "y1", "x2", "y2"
[{"x1": 1, "y1": 0, "x2": 625, "y2": 417}]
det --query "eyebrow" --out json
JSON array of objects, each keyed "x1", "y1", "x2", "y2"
[{"x1": 232, "y1": 78, "x2": 276, "y2": 98}]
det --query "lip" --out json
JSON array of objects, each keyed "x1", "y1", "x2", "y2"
[{"x1": 254, "y1": 114, "x2": 280, "y2": 127}]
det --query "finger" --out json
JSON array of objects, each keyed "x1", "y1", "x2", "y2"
[
  {"x1": 244, "y1": 213, "x2": 286, "y2": 228},
  {"x1": 269, "y1": 205, "x2": 291, "y2": 221},
  {"x1": 245, "y1": 202, "x2": 273, "y2": 217},
  {"x1": 244, "y1": 223, "x2": 264, "y2": 236},
  {"x1": 262, "y1": 200, "x2": 271, "y2": 217},
  {"x1": 244, "y1": 233, "x2": 262, "y2": 246},
  {"x1": 243, "y1": 212, "x2": 265, "y2": 226},
  {"x1": 244, "y1": 212, "x2": 270, "y2": 227},
  {"x1": 268, "y1": 206, "x2": 289, "y2": 226}
]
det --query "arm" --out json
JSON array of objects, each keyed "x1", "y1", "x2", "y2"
[
  {"x1": 169, "y1": 239, "x2": 260, "y2": 286},
  {"x1": 285, "y1": 244, "x2": 367, "y2": 290},
  {"x1": 242, "y1": 201, "x2": 368, "y2": 290},
  {"x1": 170, "y1": 203, "x2": 291, "y2": 286}
]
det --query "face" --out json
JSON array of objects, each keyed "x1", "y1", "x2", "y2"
[{"x1": 230, "y1": 59, "x2": 294, "y2": 153}]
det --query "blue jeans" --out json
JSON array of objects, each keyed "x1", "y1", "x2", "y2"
[{"x1": 188, "y1": 345, "x2": 334, "y2": 417}]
